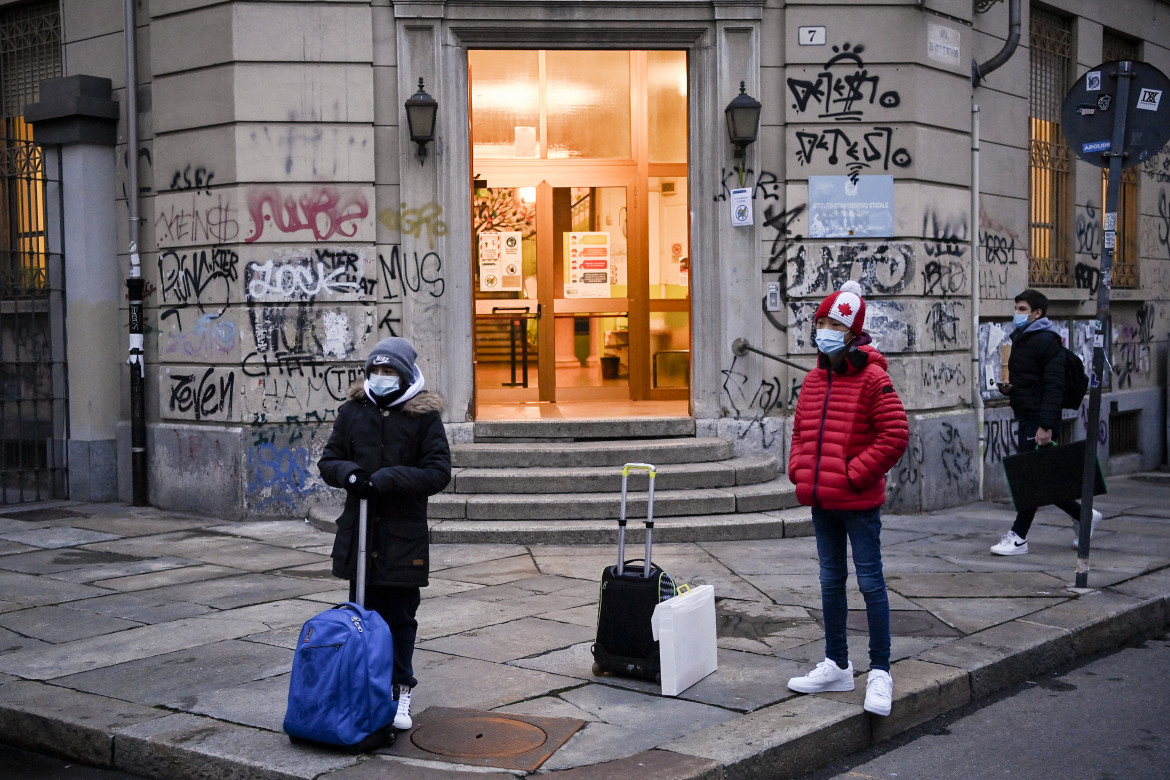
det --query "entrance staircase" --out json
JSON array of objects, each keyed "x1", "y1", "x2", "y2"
[{"x1": 308, "y1": 418, "x2": 810, "y2": 544}]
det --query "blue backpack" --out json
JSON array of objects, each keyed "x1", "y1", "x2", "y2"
[{"x1": 283, "y1": 602, "x2": 396, "y2": 752}]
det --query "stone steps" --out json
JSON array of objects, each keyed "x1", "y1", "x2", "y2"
[
  {"x1": 450, "y1": 437, "x2": 733, "y2": 468},
  {"x1": 448, "y1": 455, "x2": 777, "y2": 494},
  {"x1": 469, "y1": 417, "x2": 696, "y2": 442},
  {"x1": 306, "y1": 424, "x2": 804, "y2": 544},
  {"x1": 430, "y1": 481, "x2": 797, "y2": 520}
]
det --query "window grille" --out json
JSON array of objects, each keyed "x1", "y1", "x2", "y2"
[
  {"x1": 0, "y1": 2, "x2": 65, "y2": 503},
  {"x1": 0, "y1": 1, "x2": 60, "y2": 295},
  {"x1": 1108, "y1": 410, "x2": 1139, "y2": 455},
  {"x1": 1102, "y1": 32, "x2": 1141, "y2": 289},
  {"x1": 1029, "y1": 7, "x2": 1072, "y2": 287}
]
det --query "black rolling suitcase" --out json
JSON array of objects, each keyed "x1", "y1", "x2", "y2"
[{"x1": 591, "y1": 463, "x2": 677, "y2": 682}]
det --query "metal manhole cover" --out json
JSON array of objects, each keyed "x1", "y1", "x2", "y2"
[
  {"x1": 382, "y1": 707, "x2": 585, "y2": 771},
  {"x1": 410, "y1": 714, "x2": 546, "y2": 758}
]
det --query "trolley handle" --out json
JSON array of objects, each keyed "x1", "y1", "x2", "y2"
[
  {"x1": 617, "y1": 463, "x2": 657, "y2": 579},
  {"x1": 355, "y1": 498, "x2": 368, "y2": 607}
]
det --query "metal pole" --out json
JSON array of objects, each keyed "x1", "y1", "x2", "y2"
[
  {"x1": 1075, "y1": 61, "x2": 1132, "y2": 588},
  {"x1": 124, "y1": 0, "x2": 147, "y2": 506},
  {"x1": 126, "y1": 277, "x2": 147, "y2": 506}
]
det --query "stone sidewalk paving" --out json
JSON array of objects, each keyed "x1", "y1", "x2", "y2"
[{"x1": 0, "y1": 474, "x2": 1168, "y2": 779}]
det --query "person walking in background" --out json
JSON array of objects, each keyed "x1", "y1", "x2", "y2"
[
  {"x1": 991, "y1": 289, "x2": 1101, "y2": 556},
  {"x1": 786, "y1": 281, "x2": 910, "y2": 717},
  {"x1": 318, "y1": 337, "x2": 451, "y2": 731}
]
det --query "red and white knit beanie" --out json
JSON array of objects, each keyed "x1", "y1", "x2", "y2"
[{"x1": 814, "y1": 280, "x2": 866, "y2": 336}]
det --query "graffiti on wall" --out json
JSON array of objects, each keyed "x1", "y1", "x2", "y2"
[
  {"x1": 786, "y1": 42, "x2": 901, "y2": 120},
  {"x1": 246, "y1": 423, "x2": 329, "y2": 514},
  {"x1": 788, "y1": 42, "x2": 911, "y2": 181},
  {"x1": 977, "y1": 208, "x2": 1022, "y2": 300},
  {"x1": 720, "y1": 354, "x2": 793, "y2": 447},
  {"x1": 786, "y1": 242, "x2": 916, "y2": 297}
]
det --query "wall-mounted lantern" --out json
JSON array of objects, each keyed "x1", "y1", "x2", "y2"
[
  {"x1": 405, "y1": 78, "x2": 438, "y2": 165},
  {"x1": 724, "y1": 81, "x2": 761, "y2": 185}
]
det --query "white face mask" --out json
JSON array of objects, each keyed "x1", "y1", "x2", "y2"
[
  {"x1": 815, "y1": 328, "x2": 849, "y2": 355},
  {"x1": 368, "y1": 374, "x2": 400, "y2": 397}
]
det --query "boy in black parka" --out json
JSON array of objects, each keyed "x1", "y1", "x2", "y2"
[
  {"x1": 991, "y1": 289, "x2": 1100, "y2": 555},
  {"x1": 318, "y1": 337, "x2": 451, "y2": 730}
]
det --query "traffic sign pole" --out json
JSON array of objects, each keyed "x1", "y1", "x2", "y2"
[
  {"x1": 1061, "y1": 59, "x2": 1170, "y2": 588},
  {"x1": 1073, "y1": 63, "x2": 1132, "y2": 587}
]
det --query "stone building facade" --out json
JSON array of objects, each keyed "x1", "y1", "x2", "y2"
[{"x1": 1, "y1": 0, "x2": 1167, "y2": 518}]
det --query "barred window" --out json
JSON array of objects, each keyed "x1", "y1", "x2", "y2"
[
  {"x1": 1028, "y1": 7, "x2": 1073, "y2": 287},
  {"x1": 0, "y1": 1, "x2": 60, "y2": 295},
  {"x1": 1102, "y1": 31, "x2": 1141, "y2": 289}
]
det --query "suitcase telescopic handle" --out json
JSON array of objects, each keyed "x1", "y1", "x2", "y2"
[
  {"x1": 618, "y1": 463, "x2": 656, "y2": 579},
  {"x1": 355, "y1": 498, "x2": 368, "y2": 607}
]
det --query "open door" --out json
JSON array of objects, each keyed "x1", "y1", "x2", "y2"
[{"x1": 470, "y1": 50, "x2": 690, "y2": 416}]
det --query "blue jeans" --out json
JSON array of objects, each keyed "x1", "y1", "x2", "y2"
[{"x1": 812, "y1": 506, "x2": 891, "y2": 672}]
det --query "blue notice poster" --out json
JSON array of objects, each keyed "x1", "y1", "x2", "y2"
[{"x1": 808, "y1": 175, "x2": 894, "y2": 238}]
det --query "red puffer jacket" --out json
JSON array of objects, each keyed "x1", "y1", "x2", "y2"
[{"x1": 788, "y1": 344, "x2": 909, "y2": 510}]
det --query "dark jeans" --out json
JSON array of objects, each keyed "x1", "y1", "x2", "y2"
[
  {"x1": 1010, "y1": 418, "x2": 1081, "y2": 540},
  {"x1": 811, "y1": 506, "x2": 891, "y2": 672},
  {"x1": 349, "y1": 581, "x2": 421, "y2": 689}
]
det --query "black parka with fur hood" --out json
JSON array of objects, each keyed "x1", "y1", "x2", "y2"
[{"x1": 318, "y1": 381, "x2": 451, "y2": 587}]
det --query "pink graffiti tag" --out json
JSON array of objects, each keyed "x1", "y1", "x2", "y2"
[{"x1": 245, "y1": 187, "x2": 369, "y2": 243}]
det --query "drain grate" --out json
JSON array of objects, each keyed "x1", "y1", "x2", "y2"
[{"x1": 382, "y1": 707, "x2": 585, "y2": 771}]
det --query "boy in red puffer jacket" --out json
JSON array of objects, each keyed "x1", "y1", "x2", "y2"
[{"x1": 785, "y1": 280, "x2": 909, "y2": 717}]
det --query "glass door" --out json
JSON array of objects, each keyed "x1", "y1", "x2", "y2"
[
  {"x1": 469, "y1": 49, "x2": 689, "y2": 413},
  {"x1": 472, "y1": 175, "x2": 636, "y2": 404}
]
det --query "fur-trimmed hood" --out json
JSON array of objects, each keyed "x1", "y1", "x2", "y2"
[{"x1": 345, "y1": 379, "x2": 445, "y2": 415}]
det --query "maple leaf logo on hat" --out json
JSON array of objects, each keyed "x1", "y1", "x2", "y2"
[{"x1": 814, "y1": 280, "x2": 867, "y2": 337}]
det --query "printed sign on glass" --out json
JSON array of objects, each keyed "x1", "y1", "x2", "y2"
[{"x1": 565, "y1": 232, "x2": 611, "y2": 298}]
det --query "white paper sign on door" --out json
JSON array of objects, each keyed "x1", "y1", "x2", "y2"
[
  {"x1": 565, "y1": 232, "x2": 611, "y2": 298},
  {"x1": 499, "y1": 231, "x2": 523, "y2": 291},
  {"x1": 478, "y1": 231, "x2": 502, "y2": 291}
]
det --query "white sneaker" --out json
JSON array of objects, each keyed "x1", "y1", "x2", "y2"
[
  {"x1": 1072, "y1": 509, "x2": 1103, "y2": 549},
  {"x1": 864, "y1": 669, "x2": 893, "y2": 716},
  {"x1": 990, "y1": 531, "x2": 1028, "y2": 555},
  {"x1": 393, "y1": 686, "x2": 412, "y2": 730},
  {"x1": 787, "y1": 658, "x2": 855, "y2": 693}
]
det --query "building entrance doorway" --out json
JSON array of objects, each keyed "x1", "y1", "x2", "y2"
[{"x1": 469, "y1": 50, "x2": 690, "y2": 418}]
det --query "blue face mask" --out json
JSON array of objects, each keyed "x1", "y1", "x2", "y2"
[
  {"x1": 368, "y1": 374, "x2": 400, "y2": 397},
  {"x1": 1013, "y1": 313, "x2": 1031, "y2": 330},
  {"x1": 815, "y1": 328, "x2": 849, "y2": 355}
]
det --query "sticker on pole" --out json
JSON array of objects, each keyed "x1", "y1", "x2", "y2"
[
  {"x1": 1136, "y1": 88, "x2": 1163, "y2": 111},
  {"x1": 1062, "y1": 60, "x2": 1170, "y2": 168}
]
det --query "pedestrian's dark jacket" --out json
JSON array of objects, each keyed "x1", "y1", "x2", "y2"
[
  {"x1": 318, "y1": 381, "x2": 451, "y2": 588},
  {"x1": 1008, "y1": 317, "x2": 1065, "y2": 431}
]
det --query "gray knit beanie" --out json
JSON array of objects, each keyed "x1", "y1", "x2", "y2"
[{"x1": 364, "y1": 337, "x2": 416, "y2": 379}]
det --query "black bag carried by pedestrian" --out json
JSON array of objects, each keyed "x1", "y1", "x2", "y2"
[
  {"x1": 591, "y1": 463, "x2": 677, "y2": 682},
  {"x1": 1003, "y1": 440, "x2": 1106, "y2": 511}
]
